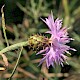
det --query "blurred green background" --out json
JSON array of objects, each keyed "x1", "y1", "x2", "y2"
[{"x1": 0, "y1": 0, "x2": 80, "y2": 80}]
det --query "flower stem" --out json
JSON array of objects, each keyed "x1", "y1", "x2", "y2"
[
  {"x1": 0, "y1": 41, "x2": 29, "y2": 54},
  {"x1": 8, "y1": 47, "x2": 23, "y2": 80}
]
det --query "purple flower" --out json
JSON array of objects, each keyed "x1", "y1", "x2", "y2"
[{"x1": 37, "y1": 13, "x2": 76, "y2": 68}]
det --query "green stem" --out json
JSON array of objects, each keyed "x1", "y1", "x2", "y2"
[
  {"x1": 0, "y1": 41, "x2": 29, "y2": 54},
  {"x1": 62, "y1": 0, "x2": 70, "y2": 27},
  {"x1": 62, "y1": 0, "x2": 69, "y2": 16},
  {"x1": 1, "y1": 5, "x2": 9, "y2": 46},
  {"x1": 8, "y1": 47, "x2": 23, "y2": 80}
]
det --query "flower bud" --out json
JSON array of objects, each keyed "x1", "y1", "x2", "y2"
[{"x1": 28, "y1": 35, "x2": 49, "y2": 50}]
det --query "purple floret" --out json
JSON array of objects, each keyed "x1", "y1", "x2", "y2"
[{"x1": 37, "y1": 13, "x2": 76, "y2": 68}]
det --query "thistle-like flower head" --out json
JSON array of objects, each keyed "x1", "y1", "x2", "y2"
[{"x1": 37, "y1": 13, "x2": 76, "y2": 68}]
